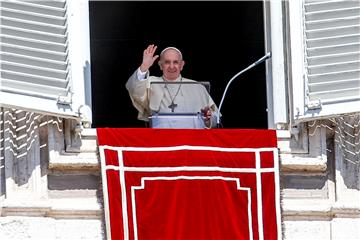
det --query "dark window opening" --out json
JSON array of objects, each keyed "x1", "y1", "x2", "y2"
[{"x1": 89, "y1": 1, "x2": 267, "y2": 129}]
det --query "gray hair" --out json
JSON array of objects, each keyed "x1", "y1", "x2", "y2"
[{"x1": 160, "y1": 47, "x2": 183, "y2": 60}]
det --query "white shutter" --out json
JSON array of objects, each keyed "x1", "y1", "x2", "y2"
[
  {"x1": 0, "y1": 0, "x2": 91, "y2": 120},
  {"x1": 290, "y1": 0, "x2": 360, "y2": 122}
]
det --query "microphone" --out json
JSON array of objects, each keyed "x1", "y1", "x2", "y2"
[{"x1": 216, "y1": 52, "x2": 272, "y2": 128}]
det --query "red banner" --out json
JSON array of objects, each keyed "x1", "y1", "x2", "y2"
[{"x1": 97, "y1": 128, "x2": 281, "y2": 240}]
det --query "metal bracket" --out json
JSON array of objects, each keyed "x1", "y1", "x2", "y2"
[
  {"x1": 64, "y1": 119, "x2": 82, "y2": 153},
  {"x1": 306, "y1": 99, "x2": 322, "y2": 110},
  {"x1": 289, "y1": 122, "x2": 309, "y2": 154},
  {"x1": 57, "y1": 87, "x2": 73, "y2": 105},
  {"x1": 78, "y1": 104, "x2": 92, "y2": 128},
  {"x1": 57, "y1": 95, "x2": 72, "y2": 105}
]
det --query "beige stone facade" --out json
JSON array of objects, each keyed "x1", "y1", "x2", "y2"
[{"x1": 0, "y1": 109, "x2": 359, "y2": 239}]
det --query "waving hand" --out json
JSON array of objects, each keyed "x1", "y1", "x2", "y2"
[{"x1": 140, "y1": 44, "x2": 159, "y2": 72}]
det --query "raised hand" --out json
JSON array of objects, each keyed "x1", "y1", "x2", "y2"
[{"x1": 140, "y1": 44, "x2": 159, "y2": 72}]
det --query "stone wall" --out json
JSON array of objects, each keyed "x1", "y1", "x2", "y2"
[
  {"x1": 0, "y1": 109, "x2": 359, "y2": 239},
  {"x1": 0, "y1": 108, "x2": 104, "y2": 239}
]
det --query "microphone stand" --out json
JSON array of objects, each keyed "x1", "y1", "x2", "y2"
[{"x1": 216, "y1": 52, "x2": 271, "y2": 128}]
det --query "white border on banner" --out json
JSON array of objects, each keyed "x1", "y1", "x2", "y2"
[
  {"x1": 131, "y1": 176, "x2": 253, "y2": 240},
  {"x1": 255, "y1": 151, "x2": 264, "y2": 240},
  {"x1": 99, "y1": 147, "x2": 112, "y2": 240},
  {"x1": 99, "y1": 145, "x2": 281, "y2": 240}
]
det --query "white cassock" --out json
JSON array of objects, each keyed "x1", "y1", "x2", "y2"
[{"x1": 126, "y1": 69, "x2": 219, "y2": 128}]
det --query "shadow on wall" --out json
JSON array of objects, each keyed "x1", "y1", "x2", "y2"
[
  {"x1": 335, "y1": 115, "x2": 360, "y2": 190},
  {"x1": 1, "y1": 109, "x2": 47, "y2": 194}
]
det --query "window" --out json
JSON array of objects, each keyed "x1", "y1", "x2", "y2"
[
  {"x1": 0, "y1": 0, "x2": 91, "y2": 122},
  {"x1": 288, "y1": 0, "x2": 360, "y2": 123},
  {"x1": 90, "y1": 1, "x2": 268, "y2": 129}
]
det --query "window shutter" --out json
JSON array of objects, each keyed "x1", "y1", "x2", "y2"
[
  {"x1": 290, "y1": 0, "x2": 360, "y2": 122},
  {"x1": 0, "y1": 0, "x2": 90, "y2": 119}
]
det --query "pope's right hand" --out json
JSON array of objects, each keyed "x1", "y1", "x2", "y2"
[{"x1": 140, "y1": 44, "x2": 159, "y2": 72}]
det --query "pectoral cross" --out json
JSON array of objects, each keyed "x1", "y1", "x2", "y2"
[{"x1": 168, "y1": 102, "x2": 178, "y2": 112}]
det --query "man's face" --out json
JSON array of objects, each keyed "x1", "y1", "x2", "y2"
[{"x1": 159, "y1": 49, "x2": 185, "y2": 81}]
